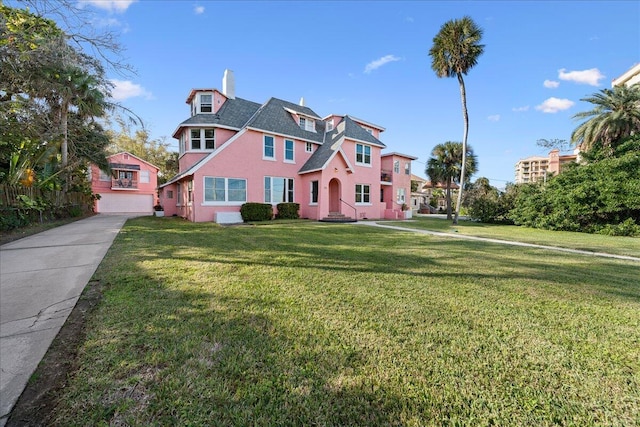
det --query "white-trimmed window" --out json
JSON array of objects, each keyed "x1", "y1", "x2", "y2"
[
  {"x1": 204, "y1": 177, "x2": 247, "y2": 203},
  {"x1": 190, "y1": 128, "x2": 214, "y2": 150},
  {"x1": 284, "y1": 139, "x2": 294, "y2": 162},
  {"x1": 177, "y1": 184, "x2": 183, "y2": 206},
  {"x1": 326, "y1": 119, "x2": 334, "y2": 131},
  {"x1": 394, "y1": 160, "x2": 400, "y2": 173},
  {"x1": 265, "y1": 177, "x2": 294, "y2": 203},
  {"x1": 310, "y1": 181, "x2": 318, "y2": 204},
  {"x1": 397, "y1": 188, "x2": 406, "y2": 204},
  {"x1": 191, "y1": 129, "x2": 201, "y2": 150},
  {"x1": 99, "y1": 170, "x2": 110, "y2": 181},
  {"x1": 405, "y1": 162, "x2": 410, "y2": 175},
  {"x1": 355, "y1": 184, "x2": 370, "y2": 204},
  {"x1": 187, "y1": 180, "x2": 193, "y2": 204},
  {"x1": 140, "y1": 170, "x2": 150, "y2": 184},
  {"x1": 299, "y1": 117, "x2": 316, "y2": 132},
  {"x1": 200, "y1": 94, "x2": 212, "y2": 113},
  {"x1": 263, "y1": 135, "x2": 275, "y2": 160},
  {"x1": 204, "y1": 129, "x2": 215, "y2": 149},
  {"x1": 179, "y1": 132, "x2": 186, "y2": 154},
  {"x1": 356, "y1": 144, "x2": 371, "y2": 165},
  {"x1": 305, "y1": 142, "x2": 313, "y2": 153}
]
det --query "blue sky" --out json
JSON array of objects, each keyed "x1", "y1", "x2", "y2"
[{"x1": 31, "y1": 1, "x2": 640, "y2": 186}]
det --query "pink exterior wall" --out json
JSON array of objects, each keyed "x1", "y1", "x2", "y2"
[
  {"x1": 159, "y1": 130, "x2": 390, "y2": 222},
  {"x1": 90, "y1": 152, "x2": 159, "y2": 210},
  {"x1": 178, "y1": 127, "x2": 240, "y2": 171},
  {"x1": 381, "y1": 154, "x2": 413, "y2": 219}
]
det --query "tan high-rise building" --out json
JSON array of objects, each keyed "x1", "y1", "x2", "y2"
[{"x1": 514, "y1": 149, "x2": 578, "y2": 184}]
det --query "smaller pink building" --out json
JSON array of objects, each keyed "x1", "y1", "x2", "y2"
[{"x1": 90, "y1": 152, "x2": 159, "y2": 214}]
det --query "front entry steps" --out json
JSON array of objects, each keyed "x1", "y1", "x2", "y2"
[{"x1": 319, "y1": 212, "x2": 357, "y2": 223}]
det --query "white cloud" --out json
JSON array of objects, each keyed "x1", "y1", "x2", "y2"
[
  {"x1": 535, "y1": 97, "x2": 575, "y2": 114},
  {"x1": 487, "y1": 114, "x2": 500, "y2": 122},
  {"x1": 512, "y1": 106, "x2": 529, "y2": 112},
  {"x1": 558, "y1": 68, "x2": 605, "y2": 86},
  {"x1": 543, "y1": 80, "x2": 559, "y2": 88},
  {"x1": 81, "y1": 0, "x2": 137, "y2": 12},
  {"x1": 110, "y1": 79, "x2": 153, "y2": 101},
  {"x1": 364, "y1": 55, "x2": 401, "y2": 74},
  {"x1": 194, "y1": 5, "x2": 205, "y2": 14}
]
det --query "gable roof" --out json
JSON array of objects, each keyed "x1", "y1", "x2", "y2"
[
  {"x1": 108, "y1": 151, "x2": 160, "y2": 171},
  {"x1": 342, "y1": 116, "x2": 386, "y2": 148},
  {"x1": 172, "y1": 97, "x2": 261, "y2": 137},
  {"x1": 245, "y1": 98, "x2": 327, "y2": 143}
]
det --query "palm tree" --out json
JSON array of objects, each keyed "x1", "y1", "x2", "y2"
[
  {"x1": 426, "y1": 141, "x2": 478, "y2": 219},
  {"x1": 571, "y1": 84, "x2": 640, "y2": 154},
  {"x1": 429, "y1": 16, "x2": 484, "y2": 224}
]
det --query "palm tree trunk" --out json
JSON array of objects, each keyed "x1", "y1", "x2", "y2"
[
  {"x1": 454, "y1": 73, "x2": 469, "y2": 225},
  {"x1": 446, "y1": 178, "x2": 452, "y2": 220}
]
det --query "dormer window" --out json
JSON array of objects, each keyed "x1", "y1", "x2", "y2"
[
  {"x1": 299, "y1": 117, "x2": 316, "y2": 132},
  {"x1": 200, "y1": 94, "x2": 212, "y2": 113},
  {"x1": 326, "y1": 119, "x2": 334, "y2": 131}
]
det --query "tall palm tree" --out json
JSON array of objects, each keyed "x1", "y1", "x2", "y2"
[
  {"x1": 571, "y1": 83, "x2": 640, "y2": 154},
  {"x1": 426, "y1": 141, "x2": 478, "y2": 219},
  {"x1": 429, "y1": 16, "x2": 484, "y2": 224}
]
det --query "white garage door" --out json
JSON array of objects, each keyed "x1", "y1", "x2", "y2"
[{"x1": 97, "y1": 193, "x2": 154, "y2": 214}]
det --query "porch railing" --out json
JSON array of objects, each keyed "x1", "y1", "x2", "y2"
[
  {"x1": 339, "y1": 198, "x2": 357, "y2": 219},
  {"x1": 111, "y1": 178, "x2": 138, "y2": 189}
]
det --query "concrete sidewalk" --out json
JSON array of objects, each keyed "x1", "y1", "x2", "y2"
[
  {"x1": 355, "y1": 221, "x2": 640, "y2": 262},
  {"x1": 0, "y1": 214, "x2": 134, "y2": 426}
]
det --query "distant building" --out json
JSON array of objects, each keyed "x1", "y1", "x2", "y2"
[
  {"x1": 514, "y1": 149, "x2": 578, "y2": 184},
  {"x1": 612, "y1": 63, "x2": 640, "y2": 88}
]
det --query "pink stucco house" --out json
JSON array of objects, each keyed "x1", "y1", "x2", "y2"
[
  {"x1": 158, "y1": 70, "x2": 416, "y2": 223},
  {"x1": 91, "y1": 152, "x2": 159, "y2": 214}
]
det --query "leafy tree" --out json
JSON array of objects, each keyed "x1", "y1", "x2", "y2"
[
  {"x1": 426, "y1": 141, "x2": 477, "y2": 219},
  {"x1": 463, "y1": 177, "x2": 501, "y2": 222},
  {"x1": 571, "y1": 84, "x2": 640, "y2": 154},
  {"x1": 536, "y1": 138, "x2": 572, "y2": 152},
  {"x1": 509, "y1": 136, "x2": 640, "y2": 236},
  {"x1": 1, "y1": 5, "x2": 138, "y2": 189},
  {"x1": 106, "y1": 118, "x2": 179, "y2": 184},
  {"x1": 429, "y1": 16, "x2": 485, "y2": 224}
]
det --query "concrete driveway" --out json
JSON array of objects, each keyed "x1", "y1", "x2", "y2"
[{"x1": 0, "y1": 214, "x2": 135, "y2": 426}]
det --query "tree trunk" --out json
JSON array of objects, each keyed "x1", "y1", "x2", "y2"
[
  {"x1": 446, "y1": 178, "x2": 452, "y2": 220},
  {"x1": 61, "y1": 100, "x2": 69, "y2": 191},
  {"x1": 454, "y1": 73, "x2": 469, "y2": 225}
]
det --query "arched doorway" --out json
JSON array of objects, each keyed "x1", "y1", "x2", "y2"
[{"x1": 329, "y1": 178, "x2": 341, "y2": 213}]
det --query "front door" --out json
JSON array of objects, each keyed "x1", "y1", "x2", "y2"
[{"x1": 329, "y1": 178, "x2": 341, "y2": 213}]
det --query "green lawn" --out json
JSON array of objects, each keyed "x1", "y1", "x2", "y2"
[
  {"x1": 385, "y1": 216, "x2": 640, "y2": 258},
  {"x1": 52, "y1": 217, "x2": 640, "y2": 426}
]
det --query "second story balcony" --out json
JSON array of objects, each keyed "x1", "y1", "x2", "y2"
[{"x1": 112, "y1": 178, "x2": 138, "y2": 190}]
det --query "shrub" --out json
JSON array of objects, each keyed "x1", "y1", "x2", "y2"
[
  {"x1": 240, "y1": 203, "x2": 273, "y2": 222},
  {"x1": 276, "y1": 203, "x2": 300, "y2": 219},
  {"x1": 596, "y1": 218, "x2": 640, "y2": 237}
]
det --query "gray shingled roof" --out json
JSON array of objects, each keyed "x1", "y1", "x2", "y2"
[
  {"x1": 174, "y1": 97, "x2": 261, "y2": 134},
  {"x1": 299, "y1": 129, "x2": 344, "y2": 173},
  {"x1": 298, "y1": 115, "x2": 386, "y2": 173},
  {"x1": 342, "y1": 115, "x2": 386, "y2": 148},
  {"x1": 245, "y1": 98, "x2": 327, "y2": 143}
]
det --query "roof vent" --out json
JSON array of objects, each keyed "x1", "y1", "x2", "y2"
[
  {"x1": 222, "y1": 69, "x2": 235, "y2": 99},
  {"x1": 299, "y1": 97, "x2": 305, "y2": 107}
]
